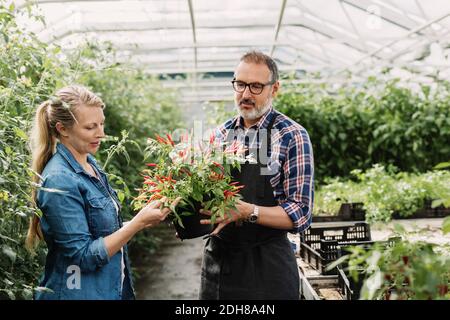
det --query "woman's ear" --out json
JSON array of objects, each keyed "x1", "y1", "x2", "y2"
[{"x1": 55, "y1": 122, "x2": 68, "y2": 138}]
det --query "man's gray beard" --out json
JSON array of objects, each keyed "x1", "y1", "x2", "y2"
[{"x1": 236, "y1": 98, "x2": 272, "y2": 121}]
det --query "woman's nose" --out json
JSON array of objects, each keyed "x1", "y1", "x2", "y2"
[{"x1": 97, "y1": 125, "x2": 105, "y2": 138}]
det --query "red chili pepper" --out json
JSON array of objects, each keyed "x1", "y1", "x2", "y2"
[
  {"x1": 212, "y1": 161, "x2": 224, "y2": 172},
  {"x1": 155, "y1": 134, "x2": 168, "y2": 144},
  {"x1": 166, "y1": 133, "x2": 175, "y2": 146},
  {"x1": 224, "y1": 189, "x2": 240, "y2": 198},
  {"x1": 224, "y1": 140, "x2": 239, "y2": 153},
  {"x1": 148, "y1": 193, "x2": 162, "y2": 202},
  {"x1": 179, "y1": 168, "x2": 192, "y2": 176},
  {"x1": 146, "y1": 163, "x2": 157, "y2": 167}
]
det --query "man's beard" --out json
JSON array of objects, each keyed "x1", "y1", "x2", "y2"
[{"x1": 235, "y1": 97, "x2": 272, "y2": 121}]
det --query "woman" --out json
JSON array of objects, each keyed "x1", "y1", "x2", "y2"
[{"x1": 26, "y1": 85, "x2": 179, "y2": 300}]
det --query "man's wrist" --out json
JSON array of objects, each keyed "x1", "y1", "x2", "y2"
[
  {"x1": 248, "y1": 204, "x2": 259, "y2": 223},
  {"x1": 246, "y1": 204, "x2": 255, "y2": 219},
  {"x1": 239, "y1": 203, "x2": 254, "y2": 220}
]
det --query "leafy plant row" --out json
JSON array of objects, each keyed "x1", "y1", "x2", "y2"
[
  {"x1": 315, "y1": 164, "x2": 450, "y2": 222},
  {"x1": 275, "y1": 78, "x2": 450, "y2": 181}
]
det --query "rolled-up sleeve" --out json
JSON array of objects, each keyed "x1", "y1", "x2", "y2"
[
  {"x1": 279, "y1": 130, "x2": 314, "y2": 234},
  {"x1": 38, "y1": 172, "x2": 110, "y2": 272}
]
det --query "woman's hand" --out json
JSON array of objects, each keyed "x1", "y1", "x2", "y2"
[
  {"x1": 105, "y1": 197, "x2": 182, "y2": 258},
  {"x1": 133, "y1": 197, "x2": 182, "y2": 230},
  {"x1": 199, "y1": 199, "x2": 253, "y2": 236}
]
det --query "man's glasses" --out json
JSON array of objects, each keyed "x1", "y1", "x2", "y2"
[{"x1": 231, "y1": 79, "x2": 275, "y2": 95}]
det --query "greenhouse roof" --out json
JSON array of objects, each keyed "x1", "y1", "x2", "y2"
[{"x1": 13, "y1": 0, "x2": 450, "y2": 106}]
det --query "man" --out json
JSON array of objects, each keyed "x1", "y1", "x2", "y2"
[{"x1": 199, "y1": 51, "x2": 314, "y2": 300}]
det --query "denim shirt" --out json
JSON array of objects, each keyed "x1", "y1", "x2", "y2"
[{"x1": 35, "y1": 143, "x2": 135, "y2": 300}]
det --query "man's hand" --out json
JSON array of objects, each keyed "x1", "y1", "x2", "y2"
[{"x1": 199, "y1": 200, "x2": 254, "y2": 236}]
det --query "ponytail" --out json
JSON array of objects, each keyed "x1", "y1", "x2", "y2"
[{"x1": 26, "y1": 101, "x2": 55, "y2": 252}]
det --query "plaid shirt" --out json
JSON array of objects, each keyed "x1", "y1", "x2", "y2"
[{"x1": 216, "y1": 107, "x2": 314, "y2": 233}]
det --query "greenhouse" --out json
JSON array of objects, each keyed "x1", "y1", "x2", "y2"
[{"x1": 1, "y1": 0, "x2": 449, "y2": 303}]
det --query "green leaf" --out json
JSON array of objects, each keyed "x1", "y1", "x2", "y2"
[
  {"x1": 14, "y1": 211, "x2": 27, "y2": 218},
  {"x1": 2, "y1": 245, "x2": 17, "y2": 264},
  {"x1": 176, "y1": 217, "x2": 185, "y2": 228},
  {"x1": 21, "y1": 288, "x2": 33, "y2": 300},
  {"x1": 431, "y1": 199, "x2": 443, "y2": 209},
  {"x1": 434, "y1": 162, "x2": 450, "y2": 170},
  {"x1": 361, "y1": 270, "x2": 384, "y2": 300},
  {"x1": 6, "y1": 290, "x2": 15, "y2": 300},
  {"x1": 0, "y1": 233, "x2": 19, "y2": 244},
  {"x1": 443, "y1": 216, "x2": 450, "y2": 235},
  {"x1": 14, "y1": 127, "x2": 28, "y2": 141},
  {"x1": 117, "y1": 191, "x2": 125, "y2": 202},
  {"x1": 33, "y1": 286, "x2": 54, "y2": 294}
]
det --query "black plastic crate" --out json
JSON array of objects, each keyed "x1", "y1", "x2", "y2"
[
  {"x1": 300, "y1": 222, "x2": 371, "y2": 251},
  {"x1": 299, "y1": 222, "x2": 371, "y2": 274},
  {"x1": 337, "y1": 266, "x2": 363, "y2": 300},
  {"x1": 319, "y1": 239, "x2": 382, "y2": 275},
  {"x1": 299, "y1": 242, "x2": 323, "y2": 271}
]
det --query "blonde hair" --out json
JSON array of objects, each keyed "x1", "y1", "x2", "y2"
[{"x1": 26, "y1": 85, "x2": 104, "y2": 251}]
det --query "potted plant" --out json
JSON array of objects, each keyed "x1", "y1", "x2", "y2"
[{"x1": 133, "y1": 132, "x2": 251, "y2": 239}]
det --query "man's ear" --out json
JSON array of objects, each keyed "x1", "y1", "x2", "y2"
[
  {"x1": 271, "y1": 80, "x2": 280, "y2": 98},
  {"x1": 55, "y1": 122, "x2": 68, "y2": 138}
]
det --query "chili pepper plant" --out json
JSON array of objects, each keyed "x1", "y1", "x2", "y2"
[{"x1": 133, "y1": 132, "x2": 253, "y2": 229}]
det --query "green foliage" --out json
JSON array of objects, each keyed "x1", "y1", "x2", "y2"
[
  {"x1": 0, "y1": 2, "x2": 63, "y2": 299},
  {"x1": 315, "y1": 164, "x2": 450, "y2": 222},
  {"x1": 274, "y1": 78, "x2": 450, "y2": 182},
  {"x1": 0, "y1": 3, "x2": 183, "y2": 299},
  {"x1": 339, "y1": 239, "x2": 450, "y2": 300}
]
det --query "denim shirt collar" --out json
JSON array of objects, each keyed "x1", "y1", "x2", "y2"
[{"x1": 56, "y1": 143, "x2": 103, "y2": 175}]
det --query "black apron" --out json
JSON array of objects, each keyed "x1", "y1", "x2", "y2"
[{"x1": 199, "y1": 114, "x2": 299, "y2": 300}]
